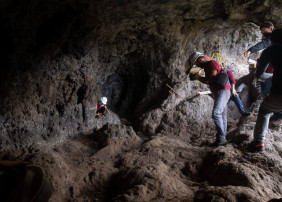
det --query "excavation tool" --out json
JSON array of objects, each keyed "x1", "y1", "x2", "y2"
[{"x1": 166, "y1": 84, "x2": 185, "y2": 100}]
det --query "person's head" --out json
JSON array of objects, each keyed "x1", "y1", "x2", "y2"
[
  {"x1": 188, "y1": 52, "x2": 207, "y2": 69},
  {"x1": 270, "y1": 28, "x2": 282, "y2": 46},
  {"x1": 100, "y1": 97, "x2": 107, "y2": 105},
  {"x1": 260, "y1": 22, "x2": 274, "y2": 38}
]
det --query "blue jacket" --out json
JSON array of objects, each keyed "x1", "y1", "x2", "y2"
[{"x1": 248, "y1": 37, "x2": 271, "y2": 53}]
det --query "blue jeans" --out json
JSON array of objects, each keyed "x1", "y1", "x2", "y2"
[
  {"x1": 212, "y1": 89, "x2": 231, "y2": 142},
  {"x1": 254, "y1": 94, "x2": 282, "y2": 144},
  {"x1": 230, "y1": 95, "x2": 245, "y2": 114}
]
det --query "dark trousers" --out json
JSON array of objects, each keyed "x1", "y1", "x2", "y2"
[{"x1": 261, "y1": 80, "x2": 282, "y2": 119}]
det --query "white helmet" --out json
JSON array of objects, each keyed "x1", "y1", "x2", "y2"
[
  {"x1": 188, "y1": 52, "x2": 204, "y2": 67},
  {"x1": 101, "y1": 97, "x2": 107, "y2": 105}
]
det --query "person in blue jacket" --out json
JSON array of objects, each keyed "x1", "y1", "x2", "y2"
[{"x1": 243, "y1": 22, "x2": 274, "y2": 58}]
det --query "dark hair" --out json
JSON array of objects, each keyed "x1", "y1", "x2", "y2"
[
  {"x1": 260, "y1": 22, "x2": 274, "y2": 29},
  {"x1": 270, "y1": 29, "x2": 282, "y2": 45}
]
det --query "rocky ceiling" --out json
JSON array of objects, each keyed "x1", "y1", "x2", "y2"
[{"x1": 0, "y1": 0, "x2": 282, "y2": 201}]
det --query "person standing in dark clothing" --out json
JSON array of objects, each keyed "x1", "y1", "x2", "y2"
[
  {"x1": 244, "y1": 22, "x2": 274, "y2": 98},
  {"x1": 244, "y1": 22, "x2": 282, "y2": 126},
  {"x1": 251, "y1": 29, "x2": 282, "y2": 152}
]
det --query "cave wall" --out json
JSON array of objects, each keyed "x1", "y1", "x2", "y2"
[{"x1": 0, "y1": 0, "x2": 282, "y2": 151}]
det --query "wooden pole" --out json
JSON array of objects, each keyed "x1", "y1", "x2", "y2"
[{"x1": 166, "y1": 84, "x2": 185, "y2": 100}]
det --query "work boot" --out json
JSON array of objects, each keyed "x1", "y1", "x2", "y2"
[
  {"x1": 210, "y1": 139, "x2": 227, "y2": 147},
  {"x1": 241, "y1": 111, "x2": 251, "y2": 116},
  {"x1": 254, "y1": 143, "x2": 265, "y2": 152},
  {"x1": 248, "y1": 142, "x2": 264, "y2": 152}
]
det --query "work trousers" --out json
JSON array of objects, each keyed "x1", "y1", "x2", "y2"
[
  {"x1": 212, "y1": 89, "x2": 231, "y2": 142},
  {"x1": 254, "y1": 93, "x2": 282, "y2": 144},
  {"x1": 230, "y1": 95, "x2": 245, "y2": 114},
  {"x1": 261, "y1": 80, "x2": 282, "y2": 119},
  {"x1": 261, "y1": 79, "x2": 272, "y2": 98}
]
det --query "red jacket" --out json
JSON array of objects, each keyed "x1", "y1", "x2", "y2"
[{"x1": 202, "y1": 60, "x2": 230, "y2": 93}]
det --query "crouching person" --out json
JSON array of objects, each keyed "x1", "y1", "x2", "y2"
[
  {"x1": 95, "y1": 97, "x2": 108, "y2": 118},
  {"x1": 188, "y1": 52, "x2": 231, "y2": 147},
  {"x1": 252, "y1": 29, "x2": 282, "y2": 152}
]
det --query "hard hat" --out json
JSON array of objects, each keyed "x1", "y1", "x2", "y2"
[
  {"x1": 101, "y1": 97, "x2": 107, "y2": 105},
  {"x1": 188, "y1": 52, "x2": 204, "y2": 67}
]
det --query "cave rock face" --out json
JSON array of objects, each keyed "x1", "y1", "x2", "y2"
[
  {"x1": 0, "y1": 0, "x2": 282, "y2": 201},
  {"x1": 0, "y1": 0, "x2": 272, "y2": 148}
]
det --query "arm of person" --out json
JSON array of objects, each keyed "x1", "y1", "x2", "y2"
[
  {"x1": 231, "y1": 84, "x2": 238, "y2": 96},
  {"x1": 256, "y1": 48, "x2": 272, "y2": 79},
  {"x1": 248, "y1": 38, "x2": 271, "y2": 54},
  {"x1": 226, "y1": 70, "x2": 237, "y2": 96},
  {"x1": 259, "y1": 72, "x2": 273, "y2": 80},
  {"x1": 243, "y1": 50, "x2": 251, "y2": 58}
]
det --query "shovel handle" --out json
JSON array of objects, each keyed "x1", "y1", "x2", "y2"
[{"x1": 166, "y1": 84, "x2": 185, "y2": 100}]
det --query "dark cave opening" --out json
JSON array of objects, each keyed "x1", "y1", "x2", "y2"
[
  {"x1": 103, "y1": 61, "x2": 150, "y2": 120},
  {"x1": 102, "y1": 53, "x2": 170, "y2": 121}
]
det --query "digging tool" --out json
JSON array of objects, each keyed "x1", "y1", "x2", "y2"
[{"x1": 166, "y1": 84, "x2": 185, "y2": 100}]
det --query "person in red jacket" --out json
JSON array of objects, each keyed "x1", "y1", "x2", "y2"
[
  {"x1": 199, "y1": 56, "x2": 250, "y2": 116},
  {"x1": 189, "y1": 52, "x2": 231, "y2": 147},
  {"x1": 95, "y1": 97, "x2": 107, "y2": 118}
]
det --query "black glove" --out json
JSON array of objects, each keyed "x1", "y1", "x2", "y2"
[{"x1": 189, "y1": 73, "x2": 197, "y2": 81}]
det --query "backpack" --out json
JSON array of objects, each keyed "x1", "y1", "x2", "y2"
[{"x1": 214, "y1": 68, "x2": 229, "y2": 89}]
